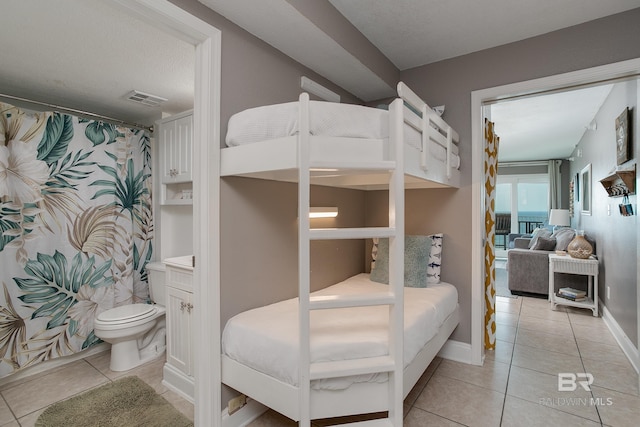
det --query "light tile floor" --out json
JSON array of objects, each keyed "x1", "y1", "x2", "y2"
[
  {"x1": 1, "y1": 295, "x2": 638, "y2": 426},
  {"x1": 0, "y1": 353, "x2": 193, "y2": 427}
]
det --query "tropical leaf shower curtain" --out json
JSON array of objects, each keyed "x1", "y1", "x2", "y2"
[{"x1": 0, "y1": 102, "x2": 153, "y2": 378}]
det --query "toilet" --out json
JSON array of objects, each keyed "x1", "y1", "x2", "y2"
[{"x1": 94, "y1": 262, "x2": 167, "y2": 371}]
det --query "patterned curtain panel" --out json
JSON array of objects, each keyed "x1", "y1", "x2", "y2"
[
  {"x1": 484, "y1": 119, "x2": 499, "y2": 350},
  {"x1": 0, "y1": 103, "x2": 153, "y2": 378}
]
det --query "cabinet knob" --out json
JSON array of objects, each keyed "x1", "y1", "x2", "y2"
[{"x1": 180, "y1": 301, "x2": 193, "y2": 313}]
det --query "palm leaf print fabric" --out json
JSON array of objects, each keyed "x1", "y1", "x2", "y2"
[{"x1": 0, "y1": 103, "x2": 153, "y2": 378}]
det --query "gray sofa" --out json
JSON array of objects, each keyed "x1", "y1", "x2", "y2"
[{"x1": 507, "y1": 229, "x2": 595, "y2": 296}]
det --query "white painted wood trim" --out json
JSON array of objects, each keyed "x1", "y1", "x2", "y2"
[
  {"x1": 193, "y1": 32, "x2": 223, "y2": 427},
  {"x1": 112, "y1": 2, "x2": 222, "y2": 426},
  {"x1": 437, "y1": 339, "x2": 474, "y2": 365},
  {"x1": 471, "y1": 57, "x2": 640, "y2": 367},
  {"x1": 602, "y1": 305, "x2": 640, "y2": 374},
  {"x1": 163, "y1": 362, "x2": 195, "y2": 403}
]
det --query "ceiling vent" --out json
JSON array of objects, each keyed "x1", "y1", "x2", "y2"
[{"x1": 125, "y1": 90, "x2": 168, "y2": 107}]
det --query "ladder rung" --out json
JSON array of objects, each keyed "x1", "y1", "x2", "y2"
[
  {"x1": 310, "y1": 161, "x2": 396, "y2": 171},
  {"x1": 310, "y1": 356, "x2": 395, "y2": 380},
  {"x1": 337, "y1": 420, "x2": 393, "y2": 427},
  {"x1": 309, "y1": 227, "x2": 395, "y2": 240},
  {"x1": 309, "y1": 292, "x2": 396, "y2": 310}
]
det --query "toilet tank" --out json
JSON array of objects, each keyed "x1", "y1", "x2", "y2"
[{"x1": 145, "y1": 262, "x2": 166, "y2": 306}]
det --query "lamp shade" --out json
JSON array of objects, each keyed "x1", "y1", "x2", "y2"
[{"x1": 548, "y1": 209, "x2": 570, "y2": 227}]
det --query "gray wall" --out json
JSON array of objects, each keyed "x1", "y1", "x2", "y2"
[
  {"x1": 398, "y1": 8, "x2": 640, "y2": 344},
  {"x1": 570, "y1": 81, "x2": 638, "y2": 346}
]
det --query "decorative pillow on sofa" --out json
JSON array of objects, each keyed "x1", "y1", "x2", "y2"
[
  {"x1": 528, "y1": 228, "x2": 552, "y2": 249},
  {"x1": 370, "y1": 235, "x2": 432, "y2": 288},
  {"x1": 551, "y1": 228, "x2": 576, "y2": 251},
  {"x1": 531, "y1": 236, "x2": 556, "y2": 251}
]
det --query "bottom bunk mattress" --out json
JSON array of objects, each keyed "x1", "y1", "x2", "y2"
[{"x1": 222, "y1": 273, "x2": 458, "y2": 391}]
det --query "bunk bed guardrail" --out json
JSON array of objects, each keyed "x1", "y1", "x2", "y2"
[{"x1": 396, "y1": 82, "x2": 459, "y2": 180}]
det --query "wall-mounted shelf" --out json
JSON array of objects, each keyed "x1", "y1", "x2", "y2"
[{"x1": 599, "y1": 164, "x2": 636, "y2": 197}]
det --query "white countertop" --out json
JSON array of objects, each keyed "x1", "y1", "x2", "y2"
[{"x1": 163, "y1": 255, "x2": 194, "y2": 270}]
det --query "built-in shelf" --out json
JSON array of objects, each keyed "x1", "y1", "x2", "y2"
[{"x1": 599, "y1": 164, "x2": 636, "y2": 197}]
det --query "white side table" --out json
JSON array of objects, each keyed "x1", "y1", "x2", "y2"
[{"x1": 548, "y1": 254, "x2": 599, "y2": 316}]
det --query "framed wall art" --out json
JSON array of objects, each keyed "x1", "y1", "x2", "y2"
[
  {"x1": 615, "y1": 107, "x2": 631, "y2": 165},
  {"x1": 580, "y1": 164, "x2": 592, "y2": 216}
]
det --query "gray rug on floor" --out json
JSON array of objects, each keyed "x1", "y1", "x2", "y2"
[{"x1": 36, "y1": 376, "x2": 192, "y2": 427}]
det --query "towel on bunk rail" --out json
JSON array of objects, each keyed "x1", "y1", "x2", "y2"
[{"x1": 221, "y1": 273, "x2": 458, "y2": 391}]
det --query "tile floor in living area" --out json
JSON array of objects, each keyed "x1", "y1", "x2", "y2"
[
  {"x1": 1, "y1": 295, "x2": 638, "y2": 426},
  {"x1": 0, "y1": 352, "x2": 194, "y2": 427}
]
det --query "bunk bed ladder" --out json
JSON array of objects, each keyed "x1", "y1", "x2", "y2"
[{"x1": 297, "y1": 93, "x2": 405, "y2": 427}]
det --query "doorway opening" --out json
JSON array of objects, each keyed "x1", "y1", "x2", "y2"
[{"x1": 471, "y1": 58, "x2": 640, "y2": 365}]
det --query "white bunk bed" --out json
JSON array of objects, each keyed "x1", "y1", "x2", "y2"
[
  {"x1": 220, "y1": 82, "x2": 461, "y2": 426},
  {"x1": 221, "y1": 83, "x2": 460, "y2": 190}
]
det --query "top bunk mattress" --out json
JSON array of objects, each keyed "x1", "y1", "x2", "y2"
[
  {"x1": 226, "y1": 101, "x2": 395, "y2": 147},
  {"x1": 226, "y1": 101, "x2": 460, "y2": 167},
  {"x1": 222, "y1": 273, "x2": 458, "y2": 390}
]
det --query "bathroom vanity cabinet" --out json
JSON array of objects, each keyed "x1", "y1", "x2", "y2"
[{"x1": 163, "y1": 256, "x2": 194, "y2": 402}]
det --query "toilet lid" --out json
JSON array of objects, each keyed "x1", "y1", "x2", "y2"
[{"x1": 97, "y1": 304, "x2": 156, "y2": 323}]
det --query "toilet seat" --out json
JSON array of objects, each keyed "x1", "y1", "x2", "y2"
[{"x1": 96, "y1": 304, "x2": 158, "y2": 326}]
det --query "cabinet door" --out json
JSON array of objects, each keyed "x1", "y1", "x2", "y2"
[
  {"x1": 173, "y1": 114, "x2": 193, "y2": 182},
  {"x1": 159, "y1": 120, "x2": 177, "y2": 184},
  {"x1": 166, "y1": 286, "x2": 192, "y2": 376},
  {"x1": 159, "y1": 114, "x2": 192, "y2": 184}
]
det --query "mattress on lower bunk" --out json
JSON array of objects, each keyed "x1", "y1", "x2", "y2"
[
  {"x1": 224, "y1": 101, "x2": 460, "y2": 169},
  {"x1": 222, "y1": 273, "x2": 458, "y2": 391}
]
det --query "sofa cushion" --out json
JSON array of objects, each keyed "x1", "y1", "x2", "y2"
[
  {"x1": 531, "y1": 236, "x2": 557, "y2": 251},
  {"x1": 551, "y1": 228, "x2": 576, "y2": 251},
  {"x1": 528, "y1": 228, "x2": 552, "y2": 249}
]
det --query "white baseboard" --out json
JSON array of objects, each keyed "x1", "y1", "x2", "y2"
[
  {"x1": 437, "y1": 339, "x2": 473, "y2": 364},
  {"x1": 162, "y1": 362, "x2": 194, "y2": 403},
  {"x1": 221, "y1": 398, "x2": 268, "y2": 427},
  {"x1": 602, "y1": 305, "x2": 640, "y2": 374},
  {"x1": 0, "y1": 343, "x2": 110, "y2": 388}
]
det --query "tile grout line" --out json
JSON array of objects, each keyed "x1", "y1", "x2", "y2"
[
  {"x1": 0, "y1": 390, "x2": 18, "y2": 427},
  {"x1": 498, "y1": 294, "x2": 521, "y2": 426},
  {"x1": 568, "y1": 312, "x2": 604, "y2": 426}
]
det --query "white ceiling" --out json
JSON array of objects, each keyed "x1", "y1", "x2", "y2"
[
  {"x1": 329, "y1": 0, "x2": 640, "y2": 70},
  {"x1": 0, "y1": 0, "x2": 194, "y2": 128},
  {"x1": 491, "y1": 85, "x2": 614, "y2": 162},
  {"x1": 1, "y1": 0, "x2": 636, "y2": 160}
]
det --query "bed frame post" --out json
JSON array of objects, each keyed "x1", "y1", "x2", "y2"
[
  {"x1": 298, "y1": 92, "x2": 312, "y2": 427},
  {"x1": 388, "y1": 98, "x2": 405, "y2": 426}
]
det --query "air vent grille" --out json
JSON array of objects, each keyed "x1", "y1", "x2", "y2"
[{"x1": 125, "y1": 90, "x2": 168, "y2": 107}]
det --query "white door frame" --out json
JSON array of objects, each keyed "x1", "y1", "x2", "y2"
[
  {"x1": 111, "y1": 1, "x2": 221, "y2": 425},
  {"x1": 471, "y1": 58, "x2": 640, "y2": 364}
]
